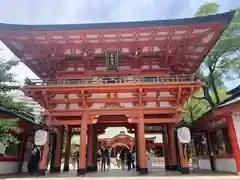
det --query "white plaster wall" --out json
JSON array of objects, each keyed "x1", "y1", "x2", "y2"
[
  {"x1": 160, "y1": 102, "x2": 171, "y2": 107},
  {"x1": 68, "y1": 94, "x2": 79, "y2": 99},
  {"x1": 215, "y1": 158, "x2": 237, "y2": 173},
  {"x1": 69, "y1": 104, "x2": 80, "y2": 109},
  {"x1": 159, "y1": 92, "x2": 171, "y2": 97},
  {"x1": 117, "y1": 93, "x2": 133, "y2": 98},
  {"x1": 0, "y1": 162, "x2": 19, "y2": 174},
  {"x1": 198, "y1": 159, "x2": 211, "y2": 170},
  {"x1": 146, "y1": 102, "x2": 156, "y2": 108},
  {"x1": 232, "y1": 112, "x2": 240, "y2": 149},
  {"x1": 55, "y1": 104, "x2": 66, "y2": 110},
  {"x1": 120, "y1": 103, "x2": 133, "y2": 108}
]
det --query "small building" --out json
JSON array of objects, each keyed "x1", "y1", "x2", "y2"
[
  {"x1": 71, "y1": 130, "x2": 163, "y2": 157},
  {"x1": 0, "y1": 105, "x2": 44, "y2": 175},
  {"x1": 191, "y1": 85, "x2": 240, "y2": 174}
]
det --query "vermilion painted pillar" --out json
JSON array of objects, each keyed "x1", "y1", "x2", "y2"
[
  {"x1": 226, "y1": 115, "x2": 240, "y2": 175},
  {"x1": 168, "y1": 125, "x2": 178, "y2": 170},
  {"x1": 78, "y1": 115, "x2": 87, "y2": 176},
  {"x1": 135, "y1": 127, "x2": 140, "y2": 171},
  {"x1": 178, "y1": 140, "x2": 189, "y2": 174},
  {"x1": 92, "y1": 124, "x2": 98, "y2": 171},
  {"x1": 206, "y1": 132, "x2": 216, "y2": 171},
  {"x1": 163, "y1": 130, "x2": 171, "y2": 171},
  {"x1": 137, "y1": 113, "x2": 148, "y2": 175},
  {"x1": 63, "y1": 127, "x2": 72, "y2": 172},
  {"x1": 39, "y1": 133, "x2": 49, "y2": 175},
  {"x1": 113, "y1": 146, "x2": 116, "y2": 157},
  {"x1": 53, "y1": 126, "x2": 64, "y2": 172},
  {"x1": 87, "y1": 124, "x2": 94, "y2": 172}
]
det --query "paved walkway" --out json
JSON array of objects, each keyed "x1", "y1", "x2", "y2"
[
  {"x1": 1, "y1": 162, "x2": 239, "y2": 180},
  {"x1": 1, "y1": 167, "x2": 239, "y2": 180}
]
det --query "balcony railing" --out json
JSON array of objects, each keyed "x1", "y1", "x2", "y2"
[{"x1": 24, "y1": 75, "x2": 200, "y2": 86}]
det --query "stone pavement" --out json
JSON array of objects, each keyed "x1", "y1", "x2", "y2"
[{"x1": 1, "y1": 166, "x2": 239, "y2": 180}]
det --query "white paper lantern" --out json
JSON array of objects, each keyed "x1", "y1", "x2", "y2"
[
  {"x1": 34, "y1": 130, "x2": 48, "y2": 146},
  {"x1": 177, "y1": 127, "x2": 191, "y2": 144}
]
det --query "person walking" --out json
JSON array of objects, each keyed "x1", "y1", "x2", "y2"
[
  {"x1": 106, "y1": 149, "x2": 111, "y2": 169},
  {"x1": 100, "y1": 147, "x2": 107, "y2": 171},
  {"x1": 126, "y1": 150, "x2": 132, "y2": 171},
  {"x1": 131, "y1": 150, "x2": 136, "y2": 169},
  {"x1": 116, "y1": 153, "x2": 120, "y2": 167},
  {"x1": 120, "y1": 149, "x2": 126, "y2": 170},
  {"x1": 27, "y1": 145, "x2": 41, "y2": 175},
  {"x1": 96, "y1": 149, "x2": 101, "y2": 171},
  {"x1": 71, "y1": 151, "x2": 77, "y2": 170}
]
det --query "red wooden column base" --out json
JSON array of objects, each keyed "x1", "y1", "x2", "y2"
[
  {"x1": 92, "y1": 124, "x2": 98, "y2": 172},
  {"x1": 163, "y1": 131, "x2": 171, "y2": 171},
  {"x1": 63, "y1": 127, "x2": 72, "y2": 172},
  {"x1": 86, "y1": 124, "x2": 94, "y2": 172},
  {"x1": 135, "y1": 128, "x2": 140, "y2": 171},
  {"x1": 178, "y1": 140, "x2": 189, "y2": 174},
  {"x1": 137, "y1": 113, "x2": 148, "y2": 175},
  {"x1": 52, "y1": 126, "x2": 64, "y2": 173},
  {"x1": 39, "y1": 134, "x2": 50, "y2": 176},
  {"x1": 168, "y1": 125, "x2": 178, "y2": 171},
  {"x1": 226, "y1": 115, "x2": 240, "y2": 175},
  {"x1": 78, "y1": 115, "x2": 87, "y2": 176}
]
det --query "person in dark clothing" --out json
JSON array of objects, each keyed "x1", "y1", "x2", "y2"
[
  {"x1": 131, "y1": 150, "x2": 136, "y2": 169},
  {"x1": 105, "y1": 149, "x2": 110, "y2": 169},
  {"x1": 101, "y1": 148, "x2": 107, "y2": 171},
  {"x1": 126, "y1": 150, "x2": 132, "y2": 171},
  {"x1": 96, "y1": 150, "x2": 101, "y2": 170},
  {"x1": 120, "y1": 150, "x2": 126, "y2": 170},
  {"x1": 27, "y1": 146, "x2": 41, "y2": 175}
]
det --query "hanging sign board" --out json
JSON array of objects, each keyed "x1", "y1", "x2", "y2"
[
  {"x1": 105, "y1": 49, "x2": 119, "y2": 70},
  {"x1": 177, "y1": 127, "x2": 191, "y2": 144},
  {"x1": 34, "y1": 130, "x2": 48, "y2": 146}
]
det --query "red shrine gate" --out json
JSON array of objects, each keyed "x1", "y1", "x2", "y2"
[
  {"x1": 98, "y1": 131, "x2": 163, "y2": 157},
  {"x1": 0, "y1": 11, "x2": 234, "y2": 175}
]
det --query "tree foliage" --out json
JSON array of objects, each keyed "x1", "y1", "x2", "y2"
[
  {"x1": 0, "y1": 55, "x2": 34, "y2": 145},
  {"x1": 195, "y1": 3, "x2": 240, "y2": 106},
  {"x1": 0, "y1": 118, "x2": 21, "y2": 146},
  {"x1": 182, "y1": 88, "x2": 229, "y2": 123},
  {"x1": 183, "y1": 3, "x2": 240, "y2": 122}
]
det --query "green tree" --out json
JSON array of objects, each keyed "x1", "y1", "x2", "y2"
[
  {"x1": 0, "y1": 55, "x2": 34, "y2": 145},
  {"x1": 194, "y1": 3, "x2": 240, "y2": 106},
  {"x1": 182, "y1": 3, "x2": 240, "y2": 122},
  {"x1": 182, "y1": 88, "x2": 229, "y2": 123},
  {"x1": 0, "y1": 118, "x2": 20, "y2": 146}
]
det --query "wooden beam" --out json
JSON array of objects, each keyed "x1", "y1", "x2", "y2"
[
  {"x1": 23, "y1": 83, "x2": 203, "y2": 93},
  {"x1": 49, "y1": 116, "x2": 178, "y2": 126},
  {"x1": 144, "y1": 117, "x2": 179, "y2": 124},
  {"x1": 48, "y1": 96, "x2": 177, "y2": 104}
]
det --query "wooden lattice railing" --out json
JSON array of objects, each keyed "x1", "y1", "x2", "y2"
[{"x1": 24, "y1": 75, "x2": 200, "y2": 86}]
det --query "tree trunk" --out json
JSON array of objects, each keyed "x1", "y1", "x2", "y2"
[
  {"x1": 209, "y1": 73, "x2": 220, "y2": 105},
  {"x1": 202, "y1": 86, "x2": 215, "y2": 107}
]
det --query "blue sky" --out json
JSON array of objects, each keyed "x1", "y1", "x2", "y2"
[{"x1": 0, "y1": 0, "x2": 239, "y2": 89}]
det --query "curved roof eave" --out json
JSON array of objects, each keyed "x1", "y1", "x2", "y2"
[{"x1": 0, "y1": 11, "x2": 235, "y2": 32}]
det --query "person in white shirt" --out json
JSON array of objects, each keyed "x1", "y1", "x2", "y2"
[{"x1": 116, "y1": 153, "x2": 120, "y2": 167}]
